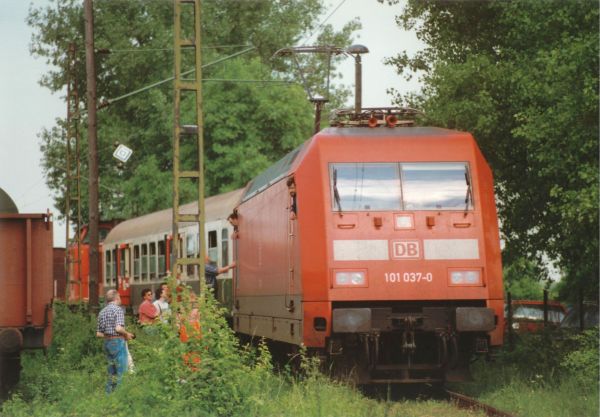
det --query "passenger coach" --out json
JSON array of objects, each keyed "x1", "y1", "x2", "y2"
[{"x1": 102, "y1": 188, "x2": 243, "y2": 310}]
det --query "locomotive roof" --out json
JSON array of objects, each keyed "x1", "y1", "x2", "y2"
[
  {"x1": 0, "y1": 187, "x2": 18, "y2": 213},
  {"x1": 243, "y1": 143, "x2": 305, "y2": 201},
  {"x1": 242, "y1": 126, "x2": 471, "y2": 201},
  {"x1": 319, "y1": 126, "x2": 469, "y2": 137},
  {"x1": 103, "y1": 188, "x2": 244, "y2": 245}
]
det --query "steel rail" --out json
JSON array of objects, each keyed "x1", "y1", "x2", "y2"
[{"x1": 445, "y1": 389, "x2": 518, "y2": 417}]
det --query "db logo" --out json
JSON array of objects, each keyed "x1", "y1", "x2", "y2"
[{"x1": 392, "y1": 240, "x2": 421, "y2": 259}]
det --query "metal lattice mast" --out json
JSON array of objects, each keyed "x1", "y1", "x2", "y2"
[
  {"x1": 172, "y1": 0, "x2": 205, "y2": 293},
  {"x1": 65, "y1": 42, "x2": 82, "y2": 300}
]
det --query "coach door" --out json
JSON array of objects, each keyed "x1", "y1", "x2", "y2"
[
  {"x1": 116, "y1": 244, "x2": 131, "y2": 306},
  {"x1": 286, "y1": 177, "x2": 297, "y2": 312}
]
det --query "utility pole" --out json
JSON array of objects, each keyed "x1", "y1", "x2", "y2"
[
  {"x1": 65, "y1": 42, "x2": 82, "y2": 302},
  {"x1": 85, "y1": 0, "x2": 99, "y2": 307},
  {"x1": 172, "y1": 0, "x2": 205, "y2": 297}
]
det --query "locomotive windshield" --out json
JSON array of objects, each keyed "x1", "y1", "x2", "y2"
[
  {"x1": 330, "y1": 162, "x2": 473, "y2": 211},
  {"x1": 331, "y1": 163, "x2": 402, "y2": 211}
]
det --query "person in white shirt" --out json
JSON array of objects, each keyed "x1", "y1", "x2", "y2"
[{"x1": 153, "y1": 283, "x2": 170, "y2": 323}]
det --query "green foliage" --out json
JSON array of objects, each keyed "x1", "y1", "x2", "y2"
[
  {"x1": 384, "y1": 0, "x2": 599, "y2": 299},
  {"x1": 3, "y1": 292, "x2": 477, "y2": 417},
  {"x1": 28, "y1": 0, "x2": 358, "y2": 221},
  {"x1": 452, "y1": 327, "x2": 599, "y2": 417},
  {"x1": 503, "y1": 257, "x2": 544, "y2": 300},
  {"x1": 560, "y1": 327, "x2": 599, "y2": 388}
]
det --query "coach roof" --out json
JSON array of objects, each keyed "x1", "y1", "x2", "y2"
[{"x1": 103, "y1": 188, "x2": 244, "y2": 245}]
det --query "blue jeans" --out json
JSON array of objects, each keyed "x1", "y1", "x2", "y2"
[{"x1": 103, "y1": 338, "x2": 128, "y2": 393}]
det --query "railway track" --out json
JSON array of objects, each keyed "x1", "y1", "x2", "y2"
[{"x1": 445, "y1": 389, "x2": 517, "y2": 417}]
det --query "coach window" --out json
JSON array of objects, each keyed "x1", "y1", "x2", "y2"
[
  {"x1": 208, "y1": 230, "x2": 218, "y2": 263},
  {"x1": 221, "y1": 228, "x2": 229, "y2": 267},
  {"x1": 185, "y1": 233, "x2": 198, "y2": 277},
  {"x1": 119, "y1": 248, "x2": 127, "y2": 277},
  {"x1": 142, "y1": 244, "x2": 149, "y2": 281},
  {"x1": 111, "y1": 249, "x2": 117, "y2": 285},
  {"x1": 133, "y1": 245, "x2": 140, "y2": 282},
  {"x1": 158, "y1": 241, "x2": 166, "y2": 277},
  {"x1": 149, "y1": 242, "x2": 157, "y2": 280},
  {"x1": 104, "y1": 250, "x2": 111, "y2": 285},
  {"x1": 186, "y1": 233, "x2": 197, "y2": 257},
  {"x1": 401, "y1": 162, "x2": 473, "y2": 210},
  {"x1": 330, "y1": 163, "x2": 401, "y2": 211}
]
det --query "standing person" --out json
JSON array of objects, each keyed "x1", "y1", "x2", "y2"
[
  {"x1": 138, "y1": 288, "x2": 158, "y2": 325},
  {"x1": 153, "y1": 283, "x2": 170, "y2": 323},
  {"x1": 204, "y1": 255, "x2": 235, "y2": 300},
  {"x1": 227, "y1": 210, "x2": 239, "y2": 239},
  {"x1": 96, "y1": 289, "x2": 134, "y2": 394}
]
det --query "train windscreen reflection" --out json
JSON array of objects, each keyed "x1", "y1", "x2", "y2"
[
  {"x1": 331, "y1": 163, "x2": 401, "y2": 210},
  {"x1": 402, "y1": 163, "x2": 471, "y2": 210},
  {"x1": 329, "y1": 162, "x2": 472, "y2": 211}
]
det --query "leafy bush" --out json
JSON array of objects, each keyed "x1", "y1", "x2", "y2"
[
  {"x1": 560, "y1": 327, "x2": 599, "y2": 387},
  {"x1": 456, "y1": 327, "x2": 599, "y2": 417},
  {"x1": 2, "y1": 284, "x2": 285, "y2": 417}
]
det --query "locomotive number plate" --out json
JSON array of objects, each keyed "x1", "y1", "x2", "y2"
[{"x1": 384, "y1": 272, "x2": 433, "y2": 283}]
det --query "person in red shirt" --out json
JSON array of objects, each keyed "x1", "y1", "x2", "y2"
[{"x1": 138, "y1": 288, "x2": 158, "y2": 324}]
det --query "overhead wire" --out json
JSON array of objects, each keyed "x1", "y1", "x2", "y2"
[
  {"x1": 93, "y1": 44, "x2": 252, "y2": 54},
  {"x1": 14, "y1": 178, "x2": 46, "y2": 202},
  {"x1": 19, "y1": 194, "x2": 53, "y2": 210},
  {"x1": 301, "y1": 0, "x2": 348, "y2": 45},
  {"x1": 85, "y1": 1, "x2": 350, "y2": 110},
  {"x1": 97, "y1": 45, "x2": 256, "y2": 110}
]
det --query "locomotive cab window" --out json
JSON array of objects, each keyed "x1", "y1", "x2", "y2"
[
  {"x1": 329, "y1": 162, "x2": 473, "y2": 211},
  {"x1": 402, "y1": 163, "x2": 473, "y2": 210},
  {"x1": 330, "y1": 163, "x2": 401, "y2": 211}
]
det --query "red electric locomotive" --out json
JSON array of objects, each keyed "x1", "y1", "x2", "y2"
[{"x1": 232, "y1": 109, "x2": 504, "y2": 384}]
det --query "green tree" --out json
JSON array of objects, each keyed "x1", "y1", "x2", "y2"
[
  {"x1": 383, "y1": 0, "x2": 599, "y2": 299},
  {"x1": 28, "y1": 0, "x2": 359, "y2": 220},
  {"x1": 503, "y1": 257, "x2": 546, "y2": 300}
]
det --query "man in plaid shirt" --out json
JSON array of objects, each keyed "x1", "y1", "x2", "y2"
[{"x1": 96, "y1": 289, "x2": 134, "y2": 393}]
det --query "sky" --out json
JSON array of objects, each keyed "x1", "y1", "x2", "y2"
[{"x1": 0, "y1": 0, "x2": 423, "y2": 248}]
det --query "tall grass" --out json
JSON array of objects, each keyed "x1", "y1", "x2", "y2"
[
  {"x1": 11, "y1": 283, "x2": 594, "y2": 417},
  {"x1": 450, "y1": 328, "x2": 599, "y2": 417},
  {"x1": 1, "y1": 288, "x2": 475, "y2": 417}
]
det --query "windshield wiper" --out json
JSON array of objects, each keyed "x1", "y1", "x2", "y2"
[
  {"x1": 333, "y1": 169, "x2": 342, "y2": 215},
  {"x1": 464, "y1": 171, "x2": 472, "y2": 216}
]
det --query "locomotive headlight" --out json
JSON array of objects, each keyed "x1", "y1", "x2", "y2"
[
  {"x1": 448, "y1": 269, "x2": 482, "y2": 286},
  {"x1": 334, "y1": 270, "x2": 367, "y2": 287}
]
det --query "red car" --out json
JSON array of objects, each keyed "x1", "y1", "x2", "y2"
[{"x1": 506, "y1": 300, "x2": 567, "y2": 333}]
